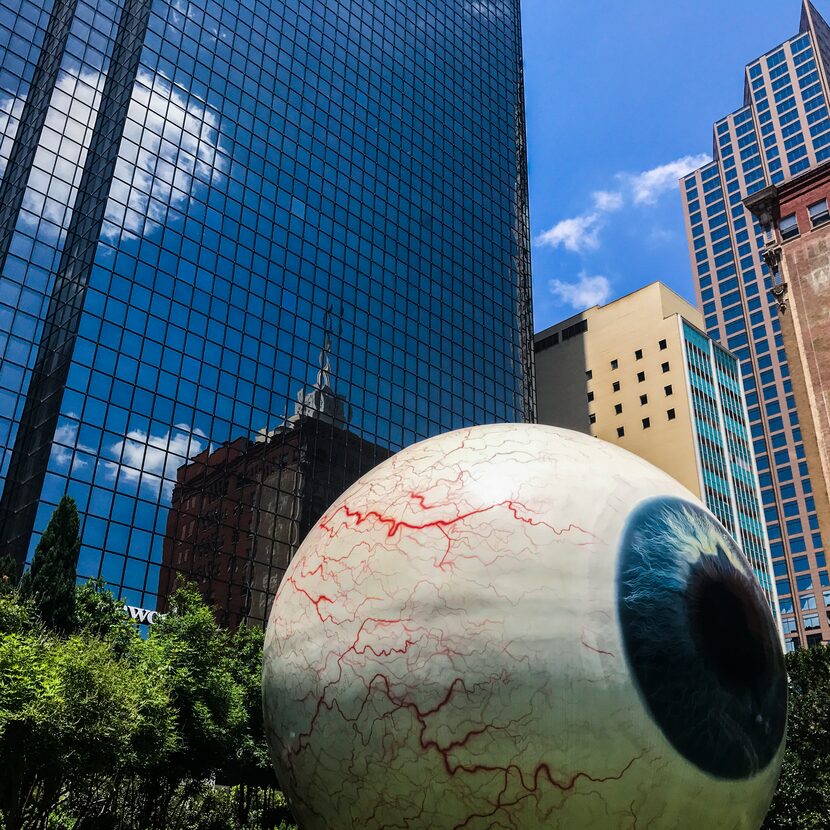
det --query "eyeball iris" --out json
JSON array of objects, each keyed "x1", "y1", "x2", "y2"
[{"x1": 617, "y1": 496, "x2": 787, "y2": 780}]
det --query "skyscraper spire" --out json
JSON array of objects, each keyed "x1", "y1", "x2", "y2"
[
  {"x1": 292, "y1": 305, "x2": 350, "y2": 426},
  {"x1": 801, "y1": 0, "x2": 830, "y2": 36}
]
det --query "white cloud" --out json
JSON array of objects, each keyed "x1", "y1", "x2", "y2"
[
  {"x1": 535, "y1": 190, "x2": 624, "y2": 253},
  {"x1": 647, "y1": 226, "x2": 677, "y2": 245},
  {"x1": 16, "y1": 68, "x2": 105, "y2": 243},
  {"x1": 104, "y1": 68, "x2": 228, "y2": 239},
  {"x1": 0, "y1": 89, "x2": 26, "y2": 181},
  {"x1": 549, "y1": 273, "x2": 611, "y2": 310},
  {"x1": 535, "y1": 213, "x2": 601, "y2": 253},
  {"x1": 9, "y1": 65, "x2": 227, "y2": 246},
  {"x1": 107, "y1": 424, "x2": 208, "y2": 500},
  {"x1": 627, "y1": 153, "x2": 711, "y2": 205},
  {"x1": 592, "y1": 190, "x2": 623, "y2": 212},
  {"x1": 50, "y1": 418, "x2": 97, "y2": 473},
  {"x1": 534, "y1": 153, "x2": 710, "y2": 254}
]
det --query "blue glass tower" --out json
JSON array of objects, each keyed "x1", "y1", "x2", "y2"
[
  {"x1": 680, "y1": 321, "x2": 776, "y2": 613},
  {"x1": 681, "y1": 0, "x2": 830, "y2": 648},
  {"x1": 0, "y1": 0, "x2": 535, "y2": 623}
]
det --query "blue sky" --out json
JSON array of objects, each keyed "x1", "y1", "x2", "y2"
[{"x1": 522, "y1": 0, "x2": 817, "y2": 332}]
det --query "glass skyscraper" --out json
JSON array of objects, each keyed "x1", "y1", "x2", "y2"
[
  {"x1": 0, "y1": 0, "x2": 534, "y2": 624},
  {"x1": 679, "y1": 320, "x2": 776, "y2": 614},
  {"x1": 681, "y1": 0, "x2": 829, "y2": 649}
]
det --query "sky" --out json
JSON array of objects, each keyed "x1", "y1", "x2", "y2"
[{"x1": 521, "y1": 0, "x2": 821, "y2": 332}]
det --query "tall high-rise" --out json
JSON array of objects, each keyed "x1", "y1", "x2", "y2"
[
  {"x1": 534, "y1": 283, "x2": 778, "y2": 618},
  {"x1": 0, "y1": 0, "x2": 534, "y2": 623},
  {"x1": 682, "y1": 0, "x2": 830, "y2": 648}
]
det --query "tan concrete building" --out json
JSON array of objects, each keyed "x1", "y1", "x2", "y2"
[{"x1": 535, "y1": 282, "x2": 779, "y2": 625}]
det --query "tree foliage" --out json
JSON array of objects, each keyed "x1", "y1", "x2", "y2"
[
  {"x1": 0, "y1": 576, "x2": 294, "y2": 830},
  {"x1": 764, "y1": 646, "x2": 830, "y2": 829},
  {"x1": 18, "y1": 496, "x2": 81, "y2": 634},
  {"x1": 0, "y1": 552, "x2": 19, "y2": 591}
]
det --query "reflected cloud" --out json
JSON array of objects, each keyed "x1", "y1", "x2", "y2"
[
  {"x1": 106, "y1": 423, "x2": 208, "y2": 500},
  {"x1": 51, "y1": 414, "x2": 210, "y2": 500},
  {"x1": 49, "y1": 414, "x2": 98, "y2": 473},
  {"x1": 0, "y1": 89, "x2": 26, "y2": 181},
  {"x1": 103, "y1": 68, "x2": 228, "y2": 240},
  {"x1": 16, "y1": 68, "x2": 106, "y2": 243},
  {"x1": 9, "y1": 64, "x2": 227, "y2": 247}
]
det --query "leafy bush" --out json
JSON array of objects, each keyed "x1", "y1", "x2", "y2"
[{"x1": 0, "y1": 579, "x2": 291, "y2": 830}]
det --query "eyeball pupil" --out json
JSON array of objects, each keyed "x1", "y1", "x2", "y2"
[
  {"x1": 617, "y1": 496, "x2": 787, "y2": 780},
  {"x1": 687, "y1": 570, "x2": 769, "y2": 696}
]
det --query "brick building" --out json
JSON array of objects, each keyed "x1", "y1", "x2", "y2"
[
  {"x1": 746, "y1": 164, "x2": 830, "y2": 646},
  {"x1": 159, "y1": 338, "x2": 390, "y2": 627}
]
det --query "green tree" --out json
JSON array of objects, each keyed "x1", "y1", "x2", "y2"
[
  {"x1": 0, "y1": 551, "x2": 19, "y2": 592},
  {"x1": 0, "y1": 627, "x2": 176, "y2": 830},
  {"x1": 0, "y1": 577, "x2": 292, "y2": 830},
  {"x1": 149, "y1": 585, "x2": 247, "y2": 780},
  {"x1": 18, "y1": 497, "x2": 81, "y2": 634},
  {"x1": 119, "y1": 585, "x2": 248, "y2": 829},
  {"x1": 75, "y1": 578, "x2": 140, "y2": 658},
  {"x1": 224, "y1": 623, "x2": 270, "y2": 783},
  {"x1": 0, "y1": 588, "x2": 35, "y2": 636},
  {"x1": 764, "y1": 646, "x2": 830, "y2": 829}
]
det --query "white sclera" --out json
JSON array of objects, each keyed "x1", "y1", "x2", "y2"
[{"x1": 262, "y1": 423, "x2": 783, "y2": 830}]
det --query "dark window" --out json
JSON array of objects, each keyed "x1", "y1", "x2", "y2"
[
  {"x1": 667, "y1": 408, "x2": 676, "y2": 420},
  {"x1": 642, "y1": 418, "x2": 651, "y2": 429},
  {"x1": 612, "y1": 381, "x2": 621, "y2": 392},
  {"x1": 585, "y1": 369, "x2": 593, "y2": 380},
  {"x1": 808, "y1": 198, "x2": 830, "y2": 228},
  {"x1": 589, "y1": 413, "x2": 596, "y2": 425},
  {"x1": 587, "y1": 391, "x2": 594, "y2": 402},
  {"x1": 615, "y1": 403, "x2": 623, "y2": 415},
  {"x1": 780, "y1": 213, "x2": 800, "y2": 240},
  {"x1": 617, "y1": 426, "x2": 625, "y2": 438},
  {"x1": 562, "y1": 319, "x2": 588, "y2": 341},
  {"x1": 665, "y1": 385, "x2": 673, "y2": 396},
  {"x1": 807, "y1": 633, "x2": 824, "y2": 647},
  {"x1": 535, "y1": 332, "x2": 560, "y2": 351},
  {"x1": 611, "y1": 359, "x2": 618, "y2": 370},
  {"x1": 637, "y1": 371, "x2": 646, "y2": 382},
  {"x1": 640, "y1": 394, "x2": 648, "y2": 405},
  {"x1": 635, "y1": 349, "x2": 643, "y2": 360},
  {"x1": 661, "y1": 362, "x2": 670, "y2": 373},
  {"x1": 659, "y1": 339, "x2": 667, "y2": 350}
]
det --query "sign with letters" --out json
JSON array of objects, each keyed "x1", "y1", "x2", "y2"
[{"x1": 123, "y1": 605, "x2": 164, "y2": 625}]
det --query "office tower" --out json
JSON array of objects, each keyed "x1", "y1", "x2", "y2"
[
  {"x1": 0, "y1": 0, "x2": 534, "y2": 624},
  {"x1": 744, "y1": 164, "x2": 830, "y2": 645},
  {"x1": 681, "y1": 0, "x2": 830, "y2": 648},
  {"x1": 534, "y1": 283, "x2": 778, "y2": 618}
]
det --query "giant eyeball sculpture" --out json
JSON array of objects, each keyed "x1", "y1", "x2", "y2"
[{"x1": 262, "y1": 424, "x2": 786, "y2": 829}]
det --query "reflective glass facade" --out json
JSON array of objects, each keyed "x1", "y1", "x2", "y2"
[
  {"x1": 681, "y1": 0, "x2": 829, "y2": 648},
  {"x1": 681, "y1": 322, "x2": 776, "y2": 613},
  {"x1": 0, "y1": 0, "x2": 535, "y2": 624}
]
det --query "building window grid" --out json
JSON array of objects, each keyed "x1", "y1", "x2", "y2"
[
  {"x1": 0, "y1": 0, "x2": 535, "y2": 619},
  {"x1": 686, "y1": 330, "x2": 769, "y2": 570}
]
